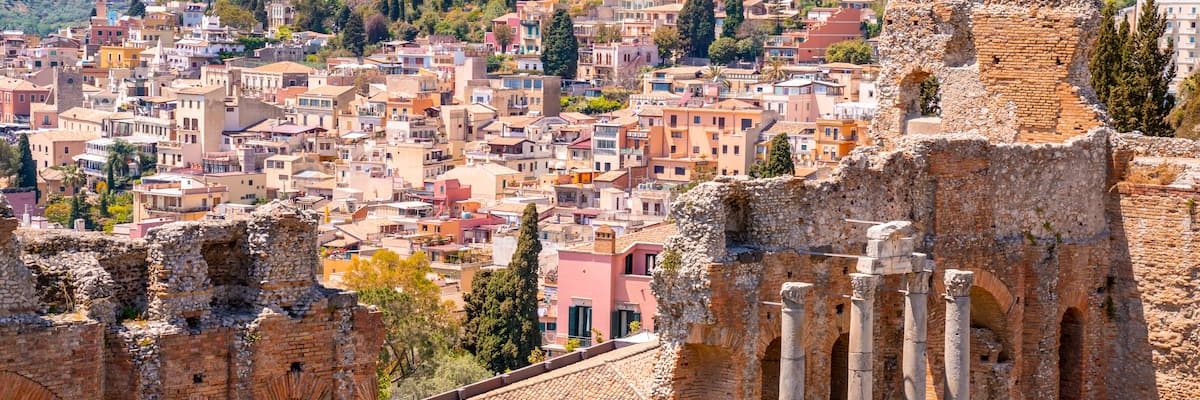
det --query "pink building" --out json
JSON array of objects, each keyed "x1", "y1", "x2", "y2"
[
  {"x1": 486, "y1": 13, "x2": 520, "y2": 54},
  {"x1": 553, "y1": 223, "x2": 675, "y2": 346},
  {"x1": 417, "y1": 178, "x2": 473, "y2": 217}
]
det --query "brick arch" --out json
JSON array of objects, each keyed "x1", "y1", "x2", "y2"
[
  {"x1": 933, "y1": 268, "x2": 1015, "y2": 314},
  {"x1": 0, "y1": 371, "x2": 61, "y2": 400},
  {"x1": 258, "y1": 370, "x2": 332, "y2": 400}
]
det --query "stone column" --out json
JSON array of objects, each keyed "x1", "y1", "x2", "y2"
[
  {"x1": 780, "y1": 282, "x2": 813, "y2": 400},
  {"x1": 903, "y1": 270, "x2": 932, "y2": 400},
  {"x1": 848, "y1": 273, "x2": 881, "y2": 400},
  {"x1": 943, "y1": 269, "x2": 974, "y2": 400}
]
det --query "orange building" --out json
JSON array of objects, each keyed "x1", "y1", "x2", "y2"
[
  {"x1": 654, "y1": 101, "x2": 775, "y2": 179},
  {"x1": 813, "y1": 118, "x2": 871, "y2": 164}
]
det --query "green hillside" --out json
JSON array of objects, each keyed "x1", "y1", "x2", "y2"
[{"x1": 0, "y1": 0, "x2": 129, "y2": 35}]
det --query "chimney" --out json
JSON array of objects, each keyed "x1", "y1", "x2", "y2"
[{"x1": 594, "y1": 225, "x2": 615, "y2": 254}]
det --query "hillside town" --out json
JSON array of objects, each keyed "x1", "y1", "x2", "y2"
[{"x1": 0, "y1": 0, "x2": 1199, "y2": 397}]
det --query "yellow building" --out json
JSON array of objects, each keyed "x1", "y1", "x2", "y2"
[
  {"x1": 131, "y1": 177, "x2": 228, "y2": 223},
  {"x1": 98, "y1": 46, "x2": 142, "y2": 69},
  {"x1": 813, "y1": 118, "x2": 871, "y2": 164}
]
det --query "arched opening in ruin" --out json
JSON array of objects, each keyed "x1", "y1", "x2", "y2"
[
  {"x1": 896, "y1": 72, "x2": 941, "y2": 135},
  {"x1": 1059, "y1": 307, "x2": 1084, "y2": 400},
  {"x1": 760, "y1": 338, "x2": 781, "y2": 400},
  {"x1": 969, "y1": 287, "x2": 1011, "y2": 363},
  {"x1": 829, "y1": 333, "x2": 849, "y2": 400},
  {"x1": 0, "y1": 371, "x2": 60, "y2": 400}
]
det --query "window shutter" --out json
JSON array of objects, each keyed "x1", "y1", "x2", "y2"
[
  {"x1": 624, "y1": 254, "x2": 633, "y2": 274},
  {"x1": 568, "y1": 306, "x2": 579, "y2": 338},
  {"x1": 612, "y1": 311, "x2": 621, "y2": 339}
]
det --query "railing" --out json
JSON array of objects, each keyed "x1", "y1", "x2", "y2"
[{"x1": 147, "y1": 205, "x2": 212, "y2": 213}]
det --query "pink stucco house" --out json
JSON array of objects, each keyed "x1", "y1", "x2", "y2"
[{"x1": 552, "y1": 223, "x2": 675, "y2": 346}]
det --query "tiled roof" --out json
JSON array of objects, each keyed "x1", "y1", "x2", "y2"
[
  {"x1": 303, "y1": 85, "x2": 355, "y2": 97},
  {"x1": 249, "y1": 61, "x2": 316, "y2": 74},
  {"x1": 470, "y1": 340, "x2": 660, "y2": 400}
]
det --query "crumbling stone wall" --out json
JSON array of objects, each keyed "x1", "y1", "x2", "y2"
[
  {"x1": 0, "y1": 201, "x2": 384, "y2": 400},
  {"x1": 873, "y1": 0, "x2": 1104, "y2": 145}
]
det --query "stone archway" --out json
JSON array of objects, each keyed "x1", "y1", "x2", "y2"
[
  {"x1": 258, "y1": 370, "x2": 332, "y2": 400},
  {"x1": 1059, "y1": 307, "x2": 1084, "y2": 400},
  {"x1": 760, "y1": 338, "x2": 781, "y2": 400},
  {"x1": 829, "y1": 333, "x2": 849, "y2": 400},
  {"x1": 0, "y1": 371, "x2": 60, "y2": 400}
]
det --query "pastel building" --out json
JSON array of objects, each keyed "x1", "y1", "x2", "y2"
[{"x1": 553, "y1": 223, "x2": 675, "y2": 347}]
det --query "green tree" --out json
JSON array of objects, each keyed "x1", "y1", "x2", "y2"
[
  {"x1": 825, "y1": 38, "x2": 872, "y2": 64},
  {"x1": 50, "y1": 164, "x2": 85, "y2": 193},
  {"x1": 67, "y1": 193, "x2": 92, "y2": 230},
  {"x1": 920, "y1": 76, "x2": 941, "y2": 116},
  {"x1": 652, "y1": 26, "x2": 682, "y2": 65},
  {"x1": 44, "y1": 196, "x2": 71, "y2": 227},
  {"x1": 294, "y1": 0, "x2": 332, "y2": 32},
  {"x1": 1171, "y1": 72, "x2": 1200, "y2": 138},
  {"x1": 678, "y1": 0, "x2": 715, "y2": 58},
  {"x1": 594, "y1": 23, "x2": 621, "y2": 44},
  {"x1": 540, "y1": 10, "x2": 579, "y2": 79},
  {"x1": 127, "y1": 0, "x2": 146, "y2": 16},
  {"x1": 0, "y1": 141, "x2": 21, "y2": 181},
  {"x1": 390, "y1": 0, "x2": 404, "y2": 21},
  {"x1": 377, "y1": 0, "x2": 390, "y2": 20},
  {"x1": 735, "y1": 36, "x2": 761, "y2": 62},
  {"x1": 722, "y1": 0, "x2": 743, "y2": 37},
  {"x1": 336, "y1": 4, "x2": 352, "y2": 29},
  {"x1": 493, "y1": 24, "x2": 514, "y2": 53},
  {"x1": 214, "y1": 0, "x2": 258, "y2": 30},
  {"x1": 1109, "y1": 0, "x2": 1175, "y2": 136},
  {"x1": 760, "y1": 56, "x2": 788, "y2": 83},
  {"x1": 105, "y1": 139, "x2": 137, "y2": 191},
  {"x1": 757, "y1": 133, "x2": 794, "y2": 178},
  {"x1": 392, "y1": 352, "x2": 493, "y2": 398},
  {"x1": 707, "y1": 37, "x2": 738, "y2": 64},
  {"x1": 342, "y1": 10, "x2": 366, "y2": 56},
  {"x1": 16, "y1": 133, "x2": 36, "y2": 191},
  {"x1": 1090, "y1": 3, "x2": 1124, "y2": 106},
  {"x1": 463, "y1": 203, "x2": 543, "y2": 373},
  {"x1": 346, "y1": 251, "x2": 460, "y2": 385}
]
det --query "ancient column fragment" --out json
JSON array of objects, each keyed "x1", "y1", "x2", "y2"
[
  {"x1": 943, "y1": 269, "x2": 974, "y2": 400},
  {"x1": 903, "y1": 269, "x2": 932, "y2": 400},
  {"x1": 779, "y1": 282, "x2": 813, "y2": 400},
  {"x1": 848, "y1": 273, "x2": 881, "y2": 400}
]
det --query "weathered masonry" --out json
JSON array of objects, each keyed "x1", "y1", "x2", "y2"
[
  {"x1": 647, "y1": 0, "x2": 1200, "y2": 396},
  {"x1": 0, "y1": 201, "x2": 383, "y2": 399}
]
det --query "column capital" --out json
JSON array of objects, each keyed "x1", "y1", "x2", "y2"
[
  {"x1": 849, "y1": 273, "x2": 881, "y2": 302},
  {"x1": 943, "y1": 269, "x2": 974, "y2": 297},
  {"x1": 906, "y1": 270, "x2": 932, "y2": 294},
  {"x1": 780, "y1": 282, "x2": 813, "y2": 307}
]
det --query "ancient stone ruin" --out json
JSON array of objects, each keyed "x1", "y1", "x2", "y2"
[
  {"x1": 648, "y1": 0, "x2": 1200, "y2": 398},
  {"x1": 0, "y1": 200, "x2": 383, "y2": 399}
]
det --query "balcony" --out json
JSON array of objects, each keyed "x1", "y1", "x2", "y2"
[
  {"x1": 159, "y1": 140, "x2": 182, "y2": 149},
  {"x1": 145, "y1": 205, "x2": 213, "y2": 214}
]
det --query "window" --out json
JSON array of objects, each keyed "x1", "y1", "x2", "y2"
[
  {"x1": 734, "y1": 146, "x2": 740, "y2": 155},
  {"x1": 692, "y1": 146, "x2": 700, "y2": 154},
  {"x1": 693, "y1": 116, "x2": 700, "y2": 124},
  {"x1": 567, "y1": 305, "x2": 593, "y2": 339},
  {"x1": 624, "y1": 254, "x2": 634, "y2": 274},
  {"x1": 711, "y1": 147, "x2": 717, "y2": 155},
  {"x1": 654, "y1": 165, "x2": 664, "y2": 173},
  {"x1": 613, "y1": 309, "x2": 642, "y2": 338},
  {"x1": 674, "y1": 167, "x2": 685, "y2": 175}
]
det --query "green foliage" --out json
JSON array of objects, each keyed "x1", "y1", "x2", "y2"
[
  {"x1": 294, "y1": 0, "x2": 333, "y2": 33},
  {"x1": 487, "y1": 54, "x2": 512, "y2": 73},
  {"x1": 1171, "y1": 73, "x2": 1200, "y2": 138},
  {"x1": 342, "y1": 10, "x2": 366, "y2": 56},
  {"x1": 825, "y1": 38, "x2": 873, "y2": 64},
  {"x1": 1101, "y1": 0, "x2": 1176, "y2": 136},
  {"x1": 581, "y1": 97, "x2": 622, "y2": 115},
  {"x1": 860, "y1": 20, "x2": 881, "y2": 39},
  {"x1": 594, "y1": 23, "x2": 621, "y2": 44},
  {"x1": 392, "y1": 352, "x2": 493, "y2": 398},
  {"x1": 756, "y1": 134, "x2": 794, "y2": 178},
  {"x1": 67, "y1": 193, "x2": 93, "y2": 230},
  {"x1": 652, "y1": 26, "x2": 683, "y2": 65},
  {"x1": 0, "y1": 140, "x2": 22, "y2": 182},
  {"x1": 493, "y1": 23, "x2": 514, "y2": 53},
  {"x1": 541, "y1": 10, "x2": 579, "y2": 79},
  {"x1": 707, "y1": 37, "x2": 739, "y2": 64},
  {"x1": 919, "y1": 76, "x2": 941, "y2": 116},
  {"x1": 0, "y1": 0, "x2": 118, "y2": 35},
  {"x1": 722, "y1": 0, "x2": 743, "y2": 38},
  {"x1": 17, "y1": 133, "x2": 35, "y2": 191},
  {"x1": 678, "y1": 0, "x2": 715, "y2": 58},
  {"x1": 1091, "y1": 3, "x2": 1124, "y2": 108},
  {"x1": 214, "y1": 0, "x2": 257, "y2": 30},
  {"x1": 735, "y1": 37, "x2": 761, "y2": 62},
  {"x1": 44, "y1": 196, "x2": 71, "y2": 227},
  {"x1": 127, "y1": 0, "x2": 145, "y2": 16},
  {"x1": 463, "y1": 203, "x2": 543, "y2": 373},
  {"x1": 628, "y1": 320, "x2": 641, "y2": 335},
  {"x1": 564, "y1": 338, "x2": 580, "y2": 352},
  {"x1": 346, "y1": 251, "x2": 462, "y2": 389}
]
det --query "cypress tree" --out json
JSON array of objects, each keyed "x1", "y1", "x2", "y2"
[
  {"x1": 1089, "y1": 3, "x2": 1122, "y2": 106},
  {"x1": 377, "y1": 0, "x2": 390, "y2": 20},
  {"x1": 722, "y1": 0, "x2": 743, "y2": 38},
  {"x1": 16, "y1": 133, "x2": 36, "y2": 193},
  {"x1": 540, "y1": 10, "x2": 578, "y2": 79},
  {"x1": 760, "y1": 133, "x2": 794, "y2": 178},
  {"x1": 390, "y1": 0, "x2": 403, "y2": 21},
  {"x1": 678, "y1": 0, "x2": 715, "y2": 58},
  {"x1": 343, "y1": 11, "x2": 366, "y2": 56},
  {"x1": 336, "y1": 4, "x2": 352, "y2": 29},
  {"x1": 463, "y1": 203, "x2": 544, "y2": 373},
  {"x1": 1111, "y1": 0, "x2": 1175, "y2": 136},
  {"x1": 128, "y1": 0, "x2": 146, "y2": 17}
]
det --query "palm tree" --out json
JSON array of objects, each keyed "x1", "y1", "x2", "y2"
[
  {"x1": 105, "y1": 139, "x2": 137, "y2": 191},
  {"x1": 703, "y1": 65, "x2": 730, "y2": 90},
  {"x1": 761, "y1": 57, "x2": 788, "y2": 83},
  {"x1": 50, "y1": 164, "x2": 86, "y2": 192}
]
